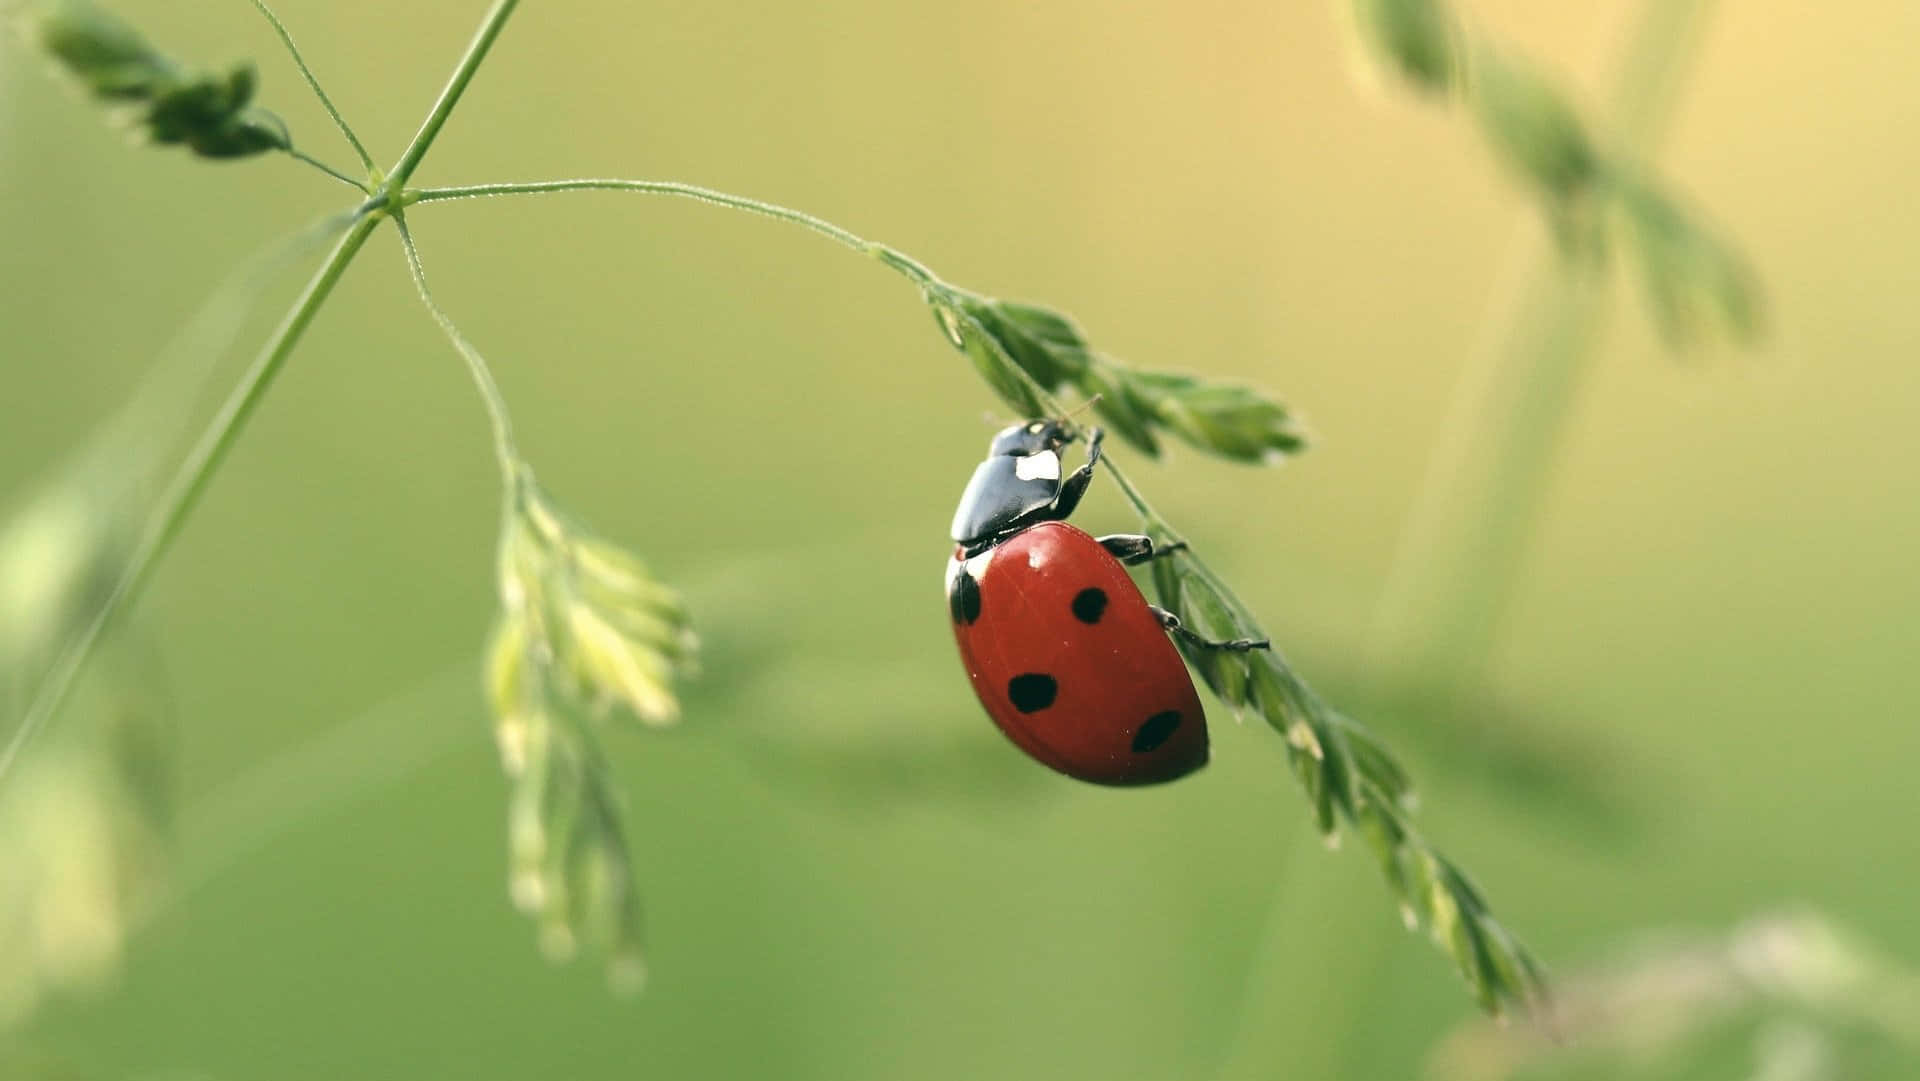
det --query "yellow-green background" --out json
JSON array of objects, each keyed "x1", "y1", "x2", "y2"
[{"x1": 3, "y1": 0, "x2": 1917, "y2": 1077}]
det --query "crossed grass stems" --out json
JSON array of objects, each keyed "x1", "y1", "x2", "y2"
[{"x1": 9, "y1": 0, "x2": 1552, "y2": 1016}]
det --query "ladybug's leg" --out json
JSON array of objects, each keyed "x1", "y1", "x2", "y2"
[
  {"x1": 1043, "y1": 427, "x2": 1106, "y2": 523},
  {"x1": 1149, "y1": 604, "x2": 1271, "y2": 652},
  {"x1": 1096, "y1": 534, "x2": 1188, "y2": 566}
]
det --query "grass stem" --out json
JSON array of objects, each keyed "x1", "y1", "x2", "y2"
[
  {"x1": 393, "y1": 214, "x2": 521, "y2": 476},
  {"x1": 244, "y1": 0, "x2": 376, "y2": 172},
  {"x1": 285, "y1": 146, "x2": 368, "y2": 192},
  {"x1": 409, "y1": 179, "x2": 943, "y2": 288},
  {"x1": 385, "y1": 0, "x2": 522, "y2": 192}
]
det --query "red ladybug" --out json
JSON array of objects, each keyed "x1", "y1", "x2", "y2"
[{"x1": 945, "y1": 420, "x2": 1268, "y2": 786}]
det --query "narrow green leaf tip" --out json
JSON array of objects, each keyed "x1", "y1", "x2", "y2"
[
  {"x1": 1614, "y1": 172, "x2": 1766, "y2": 345},
  {"x1": 1352, "y1": 0, "x2": 1461, "y2": 94}
]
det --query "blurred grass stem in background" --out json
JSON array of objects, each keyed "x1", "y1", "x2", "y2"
[
  {"x1": 1367, "y1": 0, "x2": 1725, "y2": 702},
  {"x1": 0, "y1": 213, "x2": 380, "y2": 783},
  {"x1": 1223, "y1": 0, "x2": 1732, "y2": 1066}
]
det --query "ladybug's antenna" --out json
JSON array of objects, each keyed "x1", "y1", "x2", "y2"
[{"x1": 1057, "y1": 395, "x2": 1102, "y2": 439}]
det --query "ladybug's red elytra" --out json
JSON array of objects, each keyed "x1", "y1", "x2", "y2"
[{"x1": 945, "y1": 420, "x2": 1268, "y2": 786}]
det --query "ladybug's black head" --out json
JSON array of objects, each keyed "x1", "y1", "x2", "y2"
[
  {"x1": 950, "y1": 419, "x2": 1080, "y2": 546},
  {"x1": 988, "y1": 419, "x2": 1073, "y2": 459}
]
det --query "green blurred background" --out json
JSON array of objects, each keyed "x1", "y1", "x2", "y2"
[{"x1": 3, "y1": 0, "x2": 1918, "y2": 1078}]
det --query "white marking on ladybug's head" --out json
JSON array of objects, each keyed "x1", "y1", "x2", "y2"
[{"x1": 1014, "y1": 449, "x2": 1061, "y2": 482}]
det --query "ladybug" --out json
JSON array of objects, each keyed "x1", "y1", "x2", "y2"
[{"x1": 945, "y1": 419, "x2": 1268, "y2": 786}]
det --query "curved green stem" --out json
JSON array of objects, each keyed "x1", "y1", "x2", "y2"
[
  {"x1": 393, "y1": 213, "x2": 521, "y2": 477},
  {"x1": 407, "y1": 179, "x2": 942, "y2": 288},
  {"x1": 245, "y1": 0, "x2": 376, "y2": 172},
  {"x1": 1, "y1": 209, "x2": 384, "y2": 782}
]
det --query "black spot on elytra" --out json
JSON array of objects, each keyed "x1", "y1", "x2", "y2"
[
  {"x1": 1132, "y1": 710, "x2": 1183, "y2": 753},
  {"x1": 950, "y1": 568, "x2": 982, "y2": 625},
  {"x1": 1007, "y1": 673, "x2": 1057, "y2": 713},
  {"x1": 1071, "y1": 587, "x2": 1108, "y2": 624}
]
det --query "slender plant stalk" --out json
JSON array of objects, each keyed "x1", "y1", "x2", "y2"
[
  {"x1": 393, "y1": 214, "x2": 521, "y2": 474},
  {"x1": 3, "y1": 0, "x2": 530, "y2": 780},
  {"x1": 286, "y1": 147, "x2": 368, "y2": 191},
  {"x1": 245, "y1": 0, "x2": 376, "y2": 172},
  {"x1": 410, "y1": 179, "x2": 943, "y2": 287},
  {"x1": 386, "y1": 0, "x2": 522, "y2": 190},
  {"x1": 1367, "y1": 0, "x2": 1722, "y2": 698}
]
